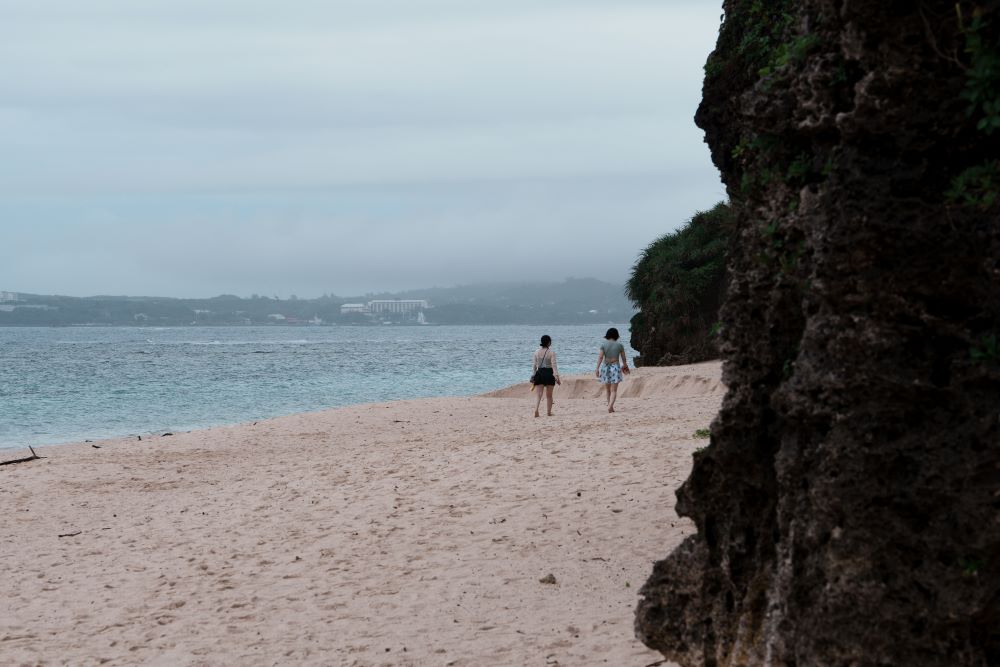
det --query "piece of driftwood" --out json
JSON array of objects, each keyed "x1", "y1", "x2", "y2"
[
  {"x1": 58, "y1": 531, "x2": 82, "y2": 538},
  {"x1": 0, "y1": 446, "x2": 44, "y2": 466}
]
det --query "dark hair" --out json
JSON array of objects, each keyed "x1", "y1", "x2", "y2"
[
  {"x1": 540, "y1": 335, "x2": 552, "y2": 348},
  {"x1": 605, "y1": 328, "x2": 620, "y2": 341}
]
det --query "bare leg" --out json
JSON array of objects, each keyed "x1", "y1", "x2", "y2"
[
  {"x1": 609, "y1": 383, "x2": 619, "y2": 413},
  {"x1": 546, "y1": 385, "x2": 554, "y2": 416},
  {"x1": 604, "y1": 384, "x2": 612, "y2": 405},
  {"x1": 534, "y1": 386, "x2": 543, "y2": 418}
]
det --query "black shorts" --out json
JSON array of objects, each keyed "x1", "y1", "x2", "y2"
[{"x1": 533, "y1": 367, "x2": 556, "y2": 386}]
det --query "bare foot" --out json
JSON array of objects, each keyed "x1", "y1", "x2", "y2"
[
  {"x1": 547, "y1": 412, "x2": 553, "y2": 416},
  {"x1": 534, "y1": 410, "x2": 540, "y2": 418},
  {"x1": 608, "y1": 406, "x2": 615, "y2": 413}
]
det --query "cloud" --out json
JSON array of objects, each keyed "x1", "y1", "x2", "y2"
[{"x1": 0, "y1": 1, "x2": 725, "y2": 296}]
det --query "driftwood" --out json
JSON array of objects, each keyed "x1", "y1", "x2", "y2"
[
  {"x1": 58, "y1": 531, "x2": 82, "y2": 538},
  {"x1": 0, "y1": 446, "x2": 44, "y2": 466}
]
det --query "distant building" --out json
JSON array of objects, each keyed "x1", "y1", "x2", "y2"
[
  {"x1": 367, "y1": 300, "x2": 428, "y2": 314},
  {"x1": 267, "y1": 313, "x2": 286, "y2": 321},
  {"x1": 0, "y1": 291, "x2": 18, "y2": 303},
  {"x1": 340, "y1": 303, "x2": 368, "y2": 314}
]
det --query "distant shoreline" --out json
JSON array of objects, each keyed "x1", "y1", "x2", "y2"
[{"x1": 0, "y1": 279, "x2": 637, "y2": 327}]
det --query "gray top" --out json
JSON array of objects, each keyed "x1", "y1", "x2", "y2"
[{"x1": 601, "y1": 340, "x2": 625, "y2": 364}]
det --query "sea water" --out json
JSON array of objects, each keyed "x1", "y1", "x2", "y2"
[{"x1": 0, "y1": 325, "x2": 635, "y2": 450}]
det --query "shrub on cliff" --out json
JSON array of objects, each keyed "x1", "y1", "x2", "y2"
[{"x1": 626, "y1": 202, "x2": 732, "y2": 366}]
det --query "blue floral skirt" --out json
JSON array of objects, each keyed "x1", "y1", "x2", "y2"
[{"x1": 599, "y1": 362, "x2": 623, "y2": 385}]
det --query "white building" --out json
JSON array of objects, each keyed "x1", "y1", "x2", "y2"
[
  {"x1": 367, "y1": 300, "x2": 428, "y2": 314},
  {"x1": 0, "y1": 291, "x2": 19, "y2": 303},
  {"x1": 340, "y1": 303, "x2": 368, "y2": 314}
]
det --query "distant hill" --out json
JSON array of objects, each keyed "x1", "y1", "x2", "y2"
[{"x1": 0, "y1": 279, "x2": 634, "y2": 326}]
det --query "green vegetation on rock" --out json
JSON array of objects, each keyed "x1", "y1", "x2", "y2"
[
  {"x1": 626, "y1": 202, "x2": 732, "y2": 366},
  {"x1": 960, "y1": 7, "x2": 1000, "y2": 135},
  {"x1": 950, "y1": 6, "x2": 1000, "y2": 210}
]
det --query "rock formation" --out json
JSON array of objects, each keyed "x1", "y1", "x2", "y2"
[
  {"x1": 627, "y1": 203, "x2": 732, "y2": 367},
  {"x1": 636, "y1": 2, "x2": 1000, "y2": 665}
]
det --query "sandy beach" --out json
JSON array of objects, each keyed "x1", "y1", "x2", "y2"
[{"x1": 2, "y1": 361, "x2": 723, "y2": 666}]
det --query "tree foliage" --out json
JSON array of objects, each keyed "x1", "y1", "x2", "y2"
[{"x1": 626, "y1": 202, "x2": 733, "y2": 365}]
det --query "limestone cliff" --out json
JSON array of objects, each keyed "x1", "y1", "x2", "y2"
[{"x1": 636, "y1": 2, "x2": 1000, "y2": 665}]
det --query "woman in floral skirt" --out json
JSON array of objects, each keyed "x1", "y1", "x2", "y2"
[{"x1": 596, "y1": 328, "x2": 629, "y2": 413}]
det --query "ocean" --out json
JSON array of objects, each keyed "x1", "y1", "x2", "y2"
[{"x1": 0, "y1": 324, "x2": 635, "y2": 450}]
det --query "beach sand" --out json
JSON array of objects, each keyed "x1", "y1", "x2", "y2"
[{"x1": 2, "y1": 361, "x2": 723, "y2": 666}]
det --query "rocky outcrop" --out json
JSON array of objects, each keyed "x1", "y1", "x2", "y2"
[
  {"x1": 627, "y1": 203, "x2": 732, "y2": 367},
  {"x1": 636, "y1": 2, "x2": 1000, "y2": 665}
]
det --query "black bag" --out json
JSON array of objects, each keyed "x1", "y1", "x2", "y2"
[{"x1": 531, "y1": 349, "x2": 548, "y2": 384}]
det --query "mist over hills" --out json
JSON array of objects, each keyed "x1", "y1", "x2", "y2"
[{"x1": 0, "y1": 278, "x2": 634, "y2": 326}]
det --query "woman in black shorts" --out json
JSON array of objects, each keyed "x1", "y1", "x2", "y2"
[{"x1": 531, "y1": 334, "x2": 561, "y2": 417}]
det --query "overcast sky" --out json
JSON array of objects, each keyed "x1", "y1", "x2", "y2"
[{"x1": 0, "y1": 0, "x2": 725, "y2": 298}]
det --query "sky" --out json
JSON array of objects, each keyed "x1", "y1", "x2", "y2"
[{"x1": 0, "y1": 0, "x2": 726, "y2": 298}]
